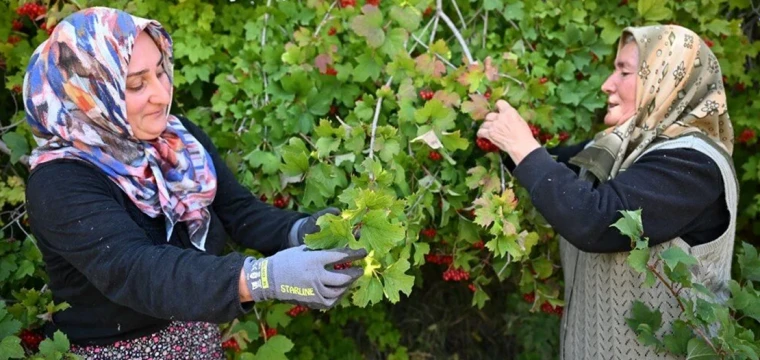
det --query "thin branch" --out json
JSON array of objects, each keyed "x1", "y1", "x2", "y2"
[
  {"x1": 437, "y1": 0, "x2": 475, "y2": 65},
  {"x1": 261, "y1": 0, "x2": 273, "y2": 106},
  {"x1": 410, "y1": 34, "x2": 457, "y2": 70},
  {"x1": 507, "y1": 19, "x2": 535, "y2": 52},
  {"x1": 499, "y1": 73, "x2": 525, "y2": 87},
  {"x1": 0, "y1": 139, "x2": 30, "y2": 167},
  {"x1": 313, "y1": 1, "x2": 337, "y2": 38},
  {"x1": 499, "y1": 157, "x2": 506, "y2": 192},
  {"x1": 482, "y1": 11, "x2": 488, "y2": 50},
  {"x1": 429, "y1": 14, "x2": 439, "y2": 44},
  {"x1": 450, "y1": 0, "x2": 467, "y2": 31}
]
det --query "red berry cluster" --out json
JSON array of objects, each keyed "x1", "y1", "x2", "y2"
[
  {"x1": 539, "y1": 77, "x2": 549, "y2": 84},
  {"x1": 366, "y1": 0, "x2": 380, "y2": 6},
  {"x1": 704, "y1": 38, "x2": 714, "y2": 48},
  {"x1": 333, "y1": 261, "x2": 352, "y2": 270},
  {"x1": 484, "y1": 91, "x2": 491, "y2": 100},
  {"x1": 738, "y1": 128, "x2": 756, "y2": 144},
  {"x1": 425, "y1": 254, "x2": 453, "y2": 265},
  {"x1": 12, "y1": 85, "x2": 22, "y2": 93},
  {"x1": 40, "y1": 22, "x2": 54, "y2": 35},
  {"x1": 419, "y1": 89, "x2": 434, "y2": 101},
  {"x1": 540, "y1": 301, "x2": 563, "y2": 316},
  {"x1": 262, "y1": 327, "x2": 278, "y2": 340},
  {"x1": 339, "y1": 0, "x2": 356, "y2": 8},
  {"x1": 16, "y1": 3, "x2": 46, "y2": 20},
  {"x1": 420, "y1": 227, "x2": 436, "y2": 238},
  {"x1": 324, "y1": 66, "x2": 338, "y2": 76},
  {"x1": 12, "y1": 20, "x2": 23, "y2": 31},
  {"x1": 442, "y1": 268, "x2": 470, "y2": 282},
  {"x1": 522, "y1": 291, "x2": 536, "y2": 303},
  {"x1": 328, "y1": 27, "x2": 337, "y2": 36},
  {"x1": 19, "y1": 329, "x2": 44, "y2": 352},
  {"x1": 428, "y1": 151, "x2": 442, "y2": 161},
  {"x1": 468, "y1": 283, "x2": 477, "y2": 292},
  {"x1": 476, "y1": 137, "x2": 499, "y2": 152},
  {"x1": 221, "y1": 338, "x2": 241, "y2": 353},
  {"x1": 287, "y1": 304, "x2": 309, "y2": 317},
  {"x1": 471, "y1": 240, "x2": 484, "y2": 250},
  {"x1": 7, "y1": 36, "x2": 21, "y2": 45},
  {"x1": 273, "y1": 195, "x2": 289, "y2": 208}
]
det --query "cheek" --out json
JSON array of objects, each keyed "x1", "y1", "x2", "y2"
[{"x1": 622, "y1": 76, "x2": 638, "y2": 108}]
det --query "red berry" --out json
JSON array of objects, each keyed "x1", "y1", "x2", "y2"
[
  {"x1": 19, "y1": 329, "x2": 44, "y2": 352},
  {"x1": 735, "y1": 83, "x2": 746, "y2": 92},
  {"x1": 325, "y1": 66, "x2": 338, "y2": 76},
  {"x1": 476, "y1": 137, "x2": 499, "y2": 152},
  {"x1": 738, "y1": 128, "x2": 755, "y2": 144},
  {"x1": 12, "y1": 85, "x2": 22, "y2": 93},
  {"x1": 529, "y1": 124, "x2": 540, "y2": 138},
  {"x1": 704, "y1": 38, "x2": 714, "y2": 48},
  {"x1": 287, "y1": 304, "x2": 309, "y2": 317},
  {"x1": 329, "y1": 104, "x2": 339, "y2": 115},
  {"x1": 419, "y1": 89, "x2": 434, "y2": 101},
  {"x1": 421, "y1": 228, "x2": 437, "y2": 238},
  {"x1": 423, "y1": 6, "x2": 433, "y2": 17},
  {"x1": 484, "y1": 92, "x2": 491, "y2": 100},
  {"x1": 619, "y1": 0, "x2": 628, "y2": 5},
  {"x1": 12, "y1": 20, "x2": 23, "y2": 31},
  {"x1": 333, "y1": 261, "x2": 352, "y2": 270},
  {"x1": 366, "y1": 0, "x2": 380, "y2": 5},
  {"x1": 468, "y1": 283, "x2": 477, "y2": 292},
  {"x1": 428, "y1": 151, "x2": 442, "y2": 161},
  {"x1": 540, "y1": 301, "x2": 554, "y2": 314},
  {"x1": 539, "y1": 77, "x2": 548, "y2": 84},
  {"x1": 553, "y1": 305, "x2": 564, "y2": 316},
  {"x1": 259, "y1": 194, "x2": 267, "y2": 202},
  {"x1": 472, "y1": 240, "x2": 484, "y2": 250},
  {"x1": 523, "y1": 292, "x2": 536, "y2": 303},
  {"x1": 328, "y1": 27, "x2": 337, "y2": 36},
  {"x1": 7, "y1": 35, "x2": 21, "y2": 45},
  {"x1": 273, "y1": 195, "x2": 288, "y2": 208},
  {"x1": 558, "y1": 132, "x2": 570, "y2": 142},
  {"x1": 441, "y1": 255, "x2": 453, "y2": 265},
  {"x1": 263, "y1": 327, "x2": 278, "y2": 339},
  {"x1": 575, "y1": 71, "x2": 585, "y2": 81},
  {"x1": 222, "y1": 338, "x2": 241, "y2": 352},
  {"x1": 443, "y1": 268, "x2": 470, "y2": 282},
  {"x1": 340, "y1": 0, "x2": 355, "y2": 8}
]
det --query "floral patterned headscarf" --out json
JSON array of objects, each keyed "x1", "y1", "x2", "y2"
[
  {"x1": 23, "y1": 7, "x2": 217, "y2": 251},
  {"x1": 570, "y1": 25, "x2": 733, "y2": 182}
]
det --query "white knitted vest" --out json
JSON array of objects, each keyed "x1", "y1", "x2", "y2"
[{"x1": 559, "y1": 134, "x2": 738, "y2": 360}]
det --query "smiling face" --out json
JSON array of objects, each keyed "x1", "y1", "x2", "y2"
[
  {"x1": 601, "y1": 40, "x2": 639, "y2": 127},
  {"x1": 125, "y1": 31, "x2": 172, "y2": 140}
]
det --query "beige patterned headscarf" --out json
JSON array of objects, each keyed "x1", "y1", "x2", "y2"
[{"x1": 569, "y1": 25, "x2": 733, "y2": 182}]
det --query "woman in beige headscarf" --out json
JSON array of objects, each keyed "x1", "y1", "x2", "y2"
[{"x1": 478, "y1": 25, "x2": 736, "y2": 359}]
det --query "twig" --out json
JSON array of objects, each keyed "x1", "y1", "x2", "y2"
[
  {"x1": 499, "y1": 157, "x2": 506, "y2": 192},
  {"x1": 0, "y1": 139, "x2": 30, "y2": 167},
  {"x1": 429, "y1": 13, "x2": 439, "y2": 44},
  {"x1": 261, "y1": 0, "x2": 273, "y2": 106},
  {"x1": 313, "y1": 1, "x2": 337, "y2": 38},
  {"x1": 647, "y1": 264, "x2": 720, "y2": 355},
  {"x1": 410, "y1": 34, "x2": 457, "y2": 70},
  {"x1": 437, "y1": 0, "x2": 475, "y2": 65},
  {"x1": 0, "y1": 208, "x2": 26, "y2": 233},
  {"x1": 451, "y1": 0, "x2": 467, "y2": 31},
  {"x1": 499, "y1": 73, "x2": 525, "y2": 87},
  {"x1": 482, "y1": 11, "x2": 488, "y2": 50},
  {"x1": 507, "y1": 19, "x2": 535, "y2": 52},
  {"x1": 368, "y1": 81, "x2": 390, "y2": 164},
  {"x1": 252, "y1": 305, "x2": 269, "y2": 343}
]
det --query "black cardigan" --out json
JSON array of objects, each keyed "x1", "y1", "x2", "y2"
[
  {"x1": 506, "y1": 141, "x2": 730, "y2": 253},
  {"x1": 25, "y1": 117, "x2": 307, "y2": 345}
]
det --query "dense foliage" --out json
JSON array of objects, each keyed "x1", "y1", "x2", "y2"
[{"x1": 1, "y1": 0, "x2": 759, "y2": 359}]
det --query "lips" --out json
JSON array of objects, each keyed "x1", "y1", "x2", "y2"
[{"x1": 145, "y1": 108, "x2": 166, "y2": 118}]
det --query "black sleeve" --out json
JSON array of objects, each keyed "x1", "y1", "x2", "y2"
[
  {"x1": 179, "y1": 117, "x2": 308, "y2": 256},
  {"x1": 511, "y1": 146, "x2": 725, "y2": 253},
  {"x1": 502, "y1": 140, "x2": 591, "y2": 174},
  {"x1": 26, "y1": 162, "x2": 250, "y2": 323}
]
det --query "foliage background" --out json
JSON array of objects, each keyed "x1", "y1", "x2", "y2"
[{"x1": 1, "y1": 0, "x2": 759, "y2": 359}]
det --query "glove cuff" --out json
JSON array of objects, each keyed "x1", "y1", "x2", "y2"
[
  {"x1": 287, "y1": 217, "x2": 308, "y2": 248},
  {"x1": 242, "y1": 257, "x2": 274, "y2": 302}
]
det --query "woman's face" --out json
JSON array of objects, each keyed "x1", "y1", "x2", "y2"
[
  {"x1": 125, "y1": 31, "x2": 171, "y2": 140},
  {"x1": 601, "y1": 41, "x2": 639, "y2": 127}
]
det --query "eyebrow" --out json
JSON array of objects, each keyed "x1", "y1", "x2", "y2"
[
  {"x1": 127, "y1": 55, "x2": 164, "y2": 78},
  {"x1": 616, "y1": 60, "x2": 635, "y2": 69}
]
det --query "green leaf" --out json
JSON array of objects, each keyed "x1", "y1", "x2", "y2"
[
  {"x1": 626, "y1": 300, "x2": 662, "y2": 334},
  {"x1": 352, "y1": 274, "x2": 384, "y2": 307},
  {"x1": 627, "y1": 248, "x2": 650, "y2": 274},
  {"x1": 611, "y1": 209, "x2": 643, "y2": 241},
  {"x1": 280, "y1": 138, "x2": 310, "y2": 177},
  {"x1": 483, "y1": 0, "x2": 503, "y2": 11},
  {"x1": 663, "y1": 320, "x2": 692, "y2": 355},
  {"x1": 266, "y1": 304, "x2": 293, "y2": 328},
  {"x1": 695, "y1": 298, "x2": 716, "y2": 324},
  {"x1": 354, "y1": 53, "x2": 383, "y2": 82},
  {"x1": 412, "y1": 242, "x2": 430, "y2": 266},
  {"x1": 350, "y1": 6, "x2": 385, "y2": 48},
  {"x1": 38, "y1": 330, "x2": 71, "y2": 356},
  {"x1": 304, "y1": 214, "x2": 353, "y2": 250},
  {"x1": 382, "y1": 258, "x2": 414, "y2": 303},
  {"x1": 686, "y1": 338, "x2": 719, "y2": 359},
  {"x1": 440, "y1": 131, "x2": 469, "y2": 152},
  {"x1": 231, "y1": 320, "x2": 261, "y2": 342},
  {"x1": 252, "y1": 335, "x2": 294, "y2": 360},
  {"x1": 389, "y1": 6, "x2": 420, "y2": 32},
  {"x1": 247, "y1": 150, "x2": 281, "y2": 175},
  {"x1": 315, "y1": 137, "x2": 341, "y2": 159},
  {"x1": 660, "y1": 247, "x2": 698, "y2": 271},
  {"x1": 555, "y1": 60, "x2": 576, "y2": 81},
  {"x1": 414, "y1": 100, "x2": 457, "y2": 132},
  {"x1": 501, "y1": 2, "x2": 524, "y2": 21},
  {"x1": 637, "y1": 0, "x2": 673, "y2": 22},
  {"x1": 531, "y1": 257, "x2": 553, "y2": 279},
  {"x1": 359, "y1": 210, "x2": 405, "y2": 254},
  {"x1": 380, "y1": 28, "x2": 408, "y2": 58},
  {"x1": 1, "y1": 132, "x2": 28, "y2": 165},
  {"x1": 303, "y1": 163, "x2": 347, "y2": 207},
  {"x1": 738, "y1": 242, "x2": 760, "y2": 282},
  {"x1": 0, "y1": 336, "x2": 24, "y2": 360}
]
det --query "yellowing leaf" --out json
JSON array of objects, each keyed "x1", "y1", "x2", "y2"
[{"x1": 461, "y1": 94, "x2": 491, "y2": 120}]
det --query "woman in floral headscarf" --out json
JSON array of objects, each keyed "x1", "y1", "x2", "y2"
[
  {"x1": 478, "y1": 25, "x2": 736, "y2": 359},
  {"x1": 24, "y1": 7, "x2": 366, "y2": 358}
]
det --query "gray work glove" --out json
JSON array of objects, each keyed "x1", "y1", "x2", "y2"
[
  {"x1": 287, "y1": 207, "x2": 341, "y2": 248},
  {"x1": 243, "y1": 245, "x2": 367, "y2": 309}
]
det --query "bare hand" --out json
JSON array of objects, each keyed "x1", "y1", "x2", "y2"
[{"x1": 477, "y1": 100, "x2": 541, "y2": 165}]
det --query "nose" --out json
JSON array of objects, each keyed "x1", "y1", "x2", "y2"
[
  {"x1": 149, "y1": 76, "x2": 171, "y2": 106},
  {"x1": 601, "y1": 73, "x2": 615, "y2": 95}
]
